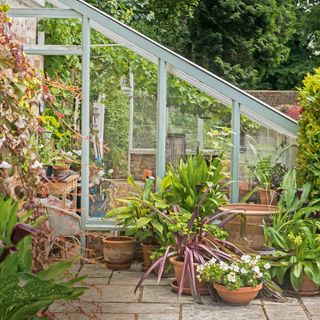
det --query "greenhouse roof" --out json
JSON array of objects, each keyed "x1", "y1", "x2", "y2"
[{"x1": 10, "y1": 0, "x2": 297, "y2": 137}]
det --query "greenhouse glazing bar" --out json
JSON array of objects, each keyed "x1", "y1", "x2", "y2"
[
  {"x1": 80, "y1": 15, "x2": 91, "y2": 250},
  {"x1": 230, "y1": 100, "x2": 241, "y2": 203}
]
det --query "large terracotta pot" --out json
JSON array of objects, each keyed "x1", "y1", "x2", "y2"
[
  {"x1": 258, "y1": 189, "x2": 278, "y2": 205},
  {"x1": 213, "y1": 283, "x2": 262, "y2": 304},
  {"x1": 220, "y1": 204, "x2": 277, "y2": 250},
  {"x1": 299, "y1": 273, "x2": 320, "y2": 293},
  {"x1": 169, "y1": 256, "x2": 209, "y2": 295},
  {"x1": 141, "y1": 243, "x2": 159, "y2": 271},
  {"x1": 103, "y1": 236, "x2": 136, "y2": 270}
]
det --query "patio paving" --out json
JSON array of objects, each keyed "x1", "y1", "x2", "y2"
[{"x1": 50, "y1": 263, "x2": 320, "y2": 320}]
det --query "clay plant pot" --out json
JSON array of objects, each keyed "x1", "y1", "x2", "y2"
[
  {"x1": 169, "y1": 256, "x2": 209, "y2": 295},
  {"x1": 299, "y1": 273, "x2": 320, "y2": 294},
  {"x1": 52, "y1": 164, "x2": 70, "y2": 177},
  {"x1": 213, "y1": 283, "x2": 263, "y2": 305},
  {"x1": 220, "y1": 204, "x2": 277, "y2": 250},
  {"x1": 103, "y1": 236, "x2": 136, "y2": 270},
  {"x1": 142, "y1": 169, "x2": 153, "y2": 181},
  {"x1": 141, "y1": 243, "x2": 159, "y2": 271},
  {"x1": 258, "y1": 189, "x2": 278, "y2": 205}
]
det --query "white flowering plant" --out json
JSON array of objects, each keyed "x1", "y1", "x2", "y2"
[{"x1": 197, "y1": 255, "x2": 271, "y2": 290}]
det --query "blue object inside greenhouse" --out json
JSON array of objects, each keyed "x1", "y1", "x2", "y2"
[{"x1": 8, "y1": 1, "x2": 298, "y2": 251}]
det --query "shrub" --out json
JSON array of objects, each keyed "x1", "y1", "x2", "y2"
[{"x1": 297, "y1": 67, "x2": 320, "y2": 200}]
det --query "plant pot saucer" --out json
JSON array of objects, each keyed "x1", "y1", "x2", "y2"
[
  {"x1": 170, "y1": 280, "x2": 210, "y2": 296},
  {"x1": 287, "y1": 290, "x2": 320, "y2": 297},
  {"x1": 105, "y1": 262, "x2": 131, "y2": 270}
]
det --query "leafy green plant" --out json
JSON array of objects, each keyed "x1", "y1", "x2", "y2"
[
  {"x1": 0, "y1": 197, "x2": 87, "y2": 319},
  {"x1": 106, "y1": 176, "x2": 167, "y2": 244},
  {"x1": 264, "y1": 169, "x2": 320, "y2": 291},
  {"x1": 160, "y1": 155, "x2": 228, "y2": 218}
]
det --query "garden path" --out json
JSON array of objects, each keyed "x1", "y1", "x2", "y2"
[{"x1": 50, "y1": 263, "x2": 320, "y2": 320}]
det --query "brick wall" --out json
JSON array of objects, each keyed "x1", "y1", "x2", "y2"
[
  {"x1": 246, "y1": 90, "x2": 299, "y2": 108},
  {"x1": 8, "y1": 0, "x2": 44, "y2": 70}
]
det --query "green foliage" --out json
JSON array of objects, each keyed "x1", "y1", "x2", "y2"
[
  {"x1": 161, "y1": 155, "x2": 228, "y2": 217},
  {"x1": 0, "y1": 197, "x2": 87, "y2": 319},
  {"x1": 106, "y1": 176, "x2": 168, "y2": 244},
  {"x1": 264, "y1": 170, "x2": 320, "y2": 291},
  {"x1": 297, "y1": 67, "x2": 320, "y2": 200}
]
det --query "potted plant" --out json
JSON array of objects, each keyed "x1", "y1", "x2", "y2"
[
  {"x1": 264, "y1": 169, "x2": 320, "y2": 294},
  {"x1": 102, "y1": 234, "x2": 137, "y2": 270},
  {"x1": 248, "y1": 143, "x2": 289, "y2": 205},
  {"x1": 134, "y1": 189, "x2": 243, "y2": 302},
  {"x1": 106, "y1": 176, "x2": 167, "y2": 270},
  {"x1": 197, "y1": 254, "x2": 271, "y2": 304}
]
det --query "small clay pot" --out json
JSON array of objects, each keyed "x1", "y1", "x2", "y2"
[
  {"x1": 103, "y1": 236, "x2": 136, "y2": 270},
  {"x1": 142, "y1": 169, "x2": 152, "y2": 181},
  {"x1": 169, "y1": 256, "x2": 209, "y2": 295},
  {"x1": 213, "y1": 283, "x2": 263, "y2": 305},
  {"x1": 141, "y1": 243, "x2": 159, "y2": 271},
  {"x1": 52, "y1": 164, "x2": 70, "y2": 177},
  {"x1": 258, "y1": 189, "x2": 278, "y2": 205},
  {"x1": 299, "y1": 273, "x2": 320, "y2": 293}
]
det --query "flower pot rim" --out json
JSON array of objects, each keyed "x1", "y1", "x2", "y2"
[
  {"x1": 169, "y1": 256, "x2": 198, "y2": 266},
  {"x1": 213, "y1": 282, "x2": 263, "y2": 292},
  {"x1": 141, "y1": 242, "x2": 160, "y2": 248},
  {"x1": 103, "y1": 236, "x2": 136, "y2": 244},
  {"x1": 219, "y1": 204, "x2": 277, "y2": 215}
]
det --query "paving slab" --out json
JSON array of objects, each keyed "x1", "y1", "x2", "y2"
[
  {"x1": 110, "y1": 270, "x2": 173, "y2": 286},
  {"x1": 264, "y1": 304, "x2": 308, "y2": 320},
  {"x1": 53, "y1": 312, "x2": 135, "y2": 320},
  {"x1": 301, "y1": 296, "x2": 320, "y2": 319},
  {"x1": 138, "y1": 314, "x2": 179, "y2": 320},
  {"x1": 262, "y1": 296, "x2": 300, "y2": 305},
  {"x1": 81, "y1": 285, "x2": 139, "y2": 302},
  {"x1": 182, "y1": 304, "x2": 266, "y2": 320},
  {"x1": 80, "y1": 264, "x2": 112, "y2": 278}
]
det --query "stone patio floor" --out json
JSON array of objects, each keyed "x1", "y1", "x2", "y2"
[{"x1": 50, "y1": 263, "x2": 320, "y2": 320}]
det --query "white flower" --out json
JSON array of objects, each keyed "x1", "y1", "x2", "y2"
[
  {"x1": 253, "y1": 266, "x2": 260, "y2": 273},
  {"x1": 219, "y1": 261, "x2": 229, "y2": 271},
  {"x1": 31, "y1": 160, "x2": 43, "y2": 170},
  {"x1": 0, "y1": 161, "x2": 12, "y2": 169},
  {"x1": 264, "y1": 263, "x2": 271, "y2": 270},
  {"x1": 66, "y1": 151, "x2": 73, "y2": 157},
  {"x1": 256, "y1": 255, "x2": 261, "y2": 260},
  {"x1": 254, "y1": 271, "x2": 263, "y2": 279},
  {"x1": 227, "y1": 272, "x2": 236, "y2": 283},
  {"x1": 20, "y1": 133, "x2": 28, "y2": 140},
  {"x1": 15, "y1": 119, "x2": 26, "y2": 129},
  {"x1": 197, "y1": 265, "x2": 205, "y2": 273},
  {"x1": 232, "y1": 265, "x2": 240, "y2": 272},
  {"x1": 108, "y1": 168, "x2": 114, "y2": 174},
  {"x1": 0, "y1": 137, "x2": 6, "y2": 148},
  {"x1": 240, "y1": 255, "x2": 252, "y2": 263},
  {"x1": 240, "y1": 268, "x2": 247, "y2": 274},
  {"x1": 209, "y1": 257, "x2": 217, "y2": 264}
]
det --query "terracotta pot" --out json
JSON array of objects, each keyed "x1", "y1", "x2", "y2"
[
  {"x1": 169, "y1": 256, "x2": 209, "y2": 295},
  {"x1": 141, "y1": 243, "x2": 159, "y2": 271},
  {"x1": 299, "y1": 273, "x2": 320, "y2": 293},
  {"x1": 142, "y1": 169, "x2": 153, "y2": 181},
  {"x1": 103, "y1": 236, "x2": 136, "y2": 270},
  {"x1": 52, "y1": 164, "x2": 70, "y2": 177},
  {"x1": 213, "y1": 283, "x2": 263, "y2": 305},
  {"x1": 258, "y1": 189, "x2": 278, "y2": 205},
  {"x1": 220, "y1": 204, "x2": 277, "y2": 250}
]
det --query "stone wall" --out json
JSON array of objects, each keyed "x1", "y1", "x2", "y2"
[{"x1": 246, "y1": 90, "x2": 299, "y2": 108}]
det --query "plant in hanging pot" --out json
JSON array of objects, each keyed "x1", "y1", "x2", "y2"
[
  {"x1": 197, "y1": 254, "x2": 271, "y2": 304},
  {"x1": 106, "y1": 176, "x2": 167, "y2": 270}
]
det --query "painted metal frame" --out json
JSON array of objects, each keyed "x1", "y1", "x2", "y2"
[{"x1": 8, "y1": 2, "x2": 299, "y2": 247}]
